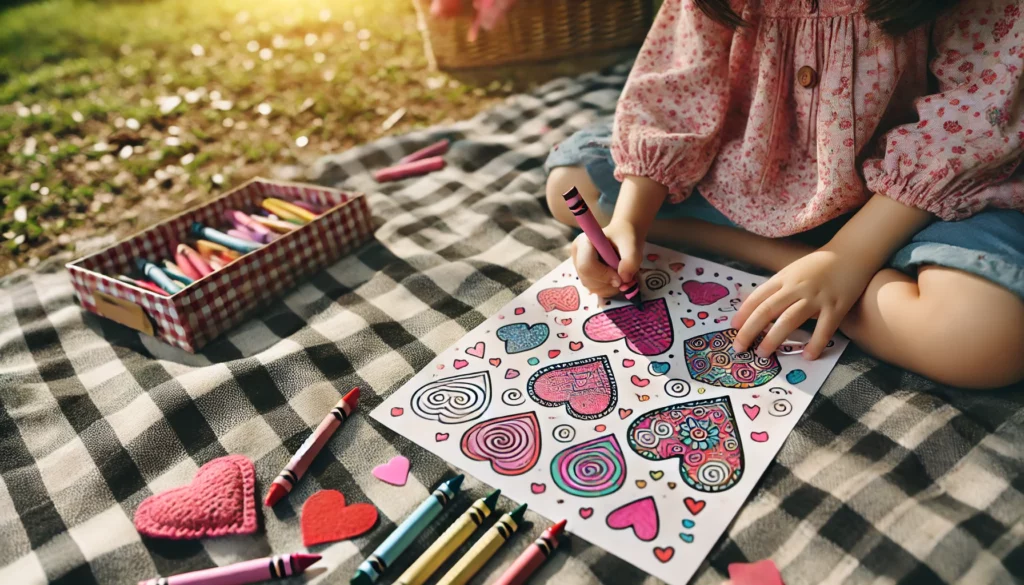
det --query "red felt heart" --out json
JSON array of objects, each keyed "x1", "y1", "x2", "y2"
[
  {"x1": 134, "y1": 455, "x2": 257, "y2": 539},
  {"x1": 302, "y1": 490, "x2": 379, "y2": 546},
  {"x1": 684, "y1": 497, "x2": 706, "y2": 515}
]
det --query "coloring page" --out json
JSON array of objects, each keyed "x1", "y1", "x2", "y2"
[{"x1": 371, "y1": 243, "x2": 848, "y2": 585}]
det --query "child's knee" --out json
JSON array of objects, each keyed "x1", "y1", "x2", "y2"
[{"x1": 545, "y1": 167, "x2": 584, "y2": 227}]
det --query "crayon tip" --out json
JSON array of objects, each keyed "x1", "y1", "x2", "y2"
[
  {"x1": 632, "y1": 294, "x2": 644, "y2": 310},
  {"x1": 342, "y1": 387, "x2": 360, "y2": 406},
  {"x1": 350, "y1": 569, "x2": 373, "y2": 585},
  {"x1": 509, "y1": 502, "x2": 528, "y2": 523},
  {"x1": 190, "y1": 222, "x2": 204, "y2": 236},
  {"x1": 293, "y1": 553, "x2": 322, "y2": 572},
  {"x1": 482, "y1": 489, "x2": 501, "y2": 510},
  {"x1": 561, "y1": 186, "x2": 579, "y2": 201},
  {"x1": 549, "y1": 519, "x2": 567, "y2": 539},
  {"x1": 134, "y1": 257, "x2": 149, "y2": 271},
  {"x1": 264, "y1": 483, "x2": 287, "y2": 507},
  {"x1": 445, "y1": 474, "x2": 465, "y2": 493}
]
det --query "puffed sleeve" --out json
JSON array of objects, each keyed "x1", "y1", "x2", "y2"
[
  {"x1": 862, "y1": 0, "x2": 1024, "y2": 219},
  {"x1": 610, "y1": 0, "x2": 735, "y2": 202}
]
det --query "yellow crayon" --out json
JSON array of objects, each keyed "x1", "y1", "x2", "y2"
[
  {"x1": 394, "y1": 490, "x2": 501, "y2": 585},
  {"x1": 264, "y1": 197, "x2": 317, "y2": 222},
  {"x1": 250, "y1": 214, "x2": 298, "y2": 234},
  {"x1": 195, "y1": 239, "x2": 241, "y2": 260},
  {"x1": 260, "y1": 200, "x2": 306, "y2": 224},
  {"x1": 436, "y1": 503, "x2": 527, "y2": 585}
]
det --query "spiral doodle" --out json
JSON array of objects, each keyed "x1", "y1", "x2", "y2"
[
  {"x1": 553, "y1": 424, "x2": 576, "y2": 443},
  {"x1": 411, "y1": 371, "x2": 492, "y2": 424},
  {"x1": 461, "y1": 412, "x2": 541, "y2": 476},
  {"x1": 551, "y1": 435, "x2": 627, "y2": 498},
  {"x1": 769, "y1": 399, "x2": 792, "y2": 417},
  {"x1": 627, "y1": 397, "x2": 744, "y2": 493},
  {"x1": 502, "y1": 388, "x2": 525, "y2": 407},
  {"x1": 665, "y1": 379, "x2": 691, "y2": 398},
  {"x1": 642, "y1": 269, "x2": 670, "y2": 291},
  {"x1": 684, "y1": 329, "x2": 781, "y2": 388}
]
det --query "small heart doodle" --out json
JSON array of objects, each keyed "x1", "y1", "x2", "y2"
[
  {"x1": 653, "y1": 547, "x2": 675, "y2": 563},
  {"x1": 560, "y1": 318, "x2": 573, "y2": 326},
  {"x1": 514, "y1": 307, "x2": 525, "y2": 315},
  {"x1": 453, "y1": 359, "x2": 469, "y2": 369},
  {"x1": 623, "y1": 359, "x2": 636, "y2": 368},
  {"x1": 606, "y1": 496, "x2": 660, "y2": 542},
  {"x1": 678, "y1": 532, "x2": 695, "y2": 544},
  {"x1": 435, "y1": 433, "x2": 449, "y2": 442},
  {"x1": 684, "y1": 497, "x2": 706, "y2": 515},
  {"x1": 635, "y1": 480, "x2": 647, "y2": 489},
  {"x1": 619, "y1": 408, "x2": 633, "y2": 419},
  {"x1": 569, "y1": 341, "x2": 583, "y2": 351},
  {"x1": 682, "y1": 318, "x2": 696, "y2": 328},
  {"x1": 537, "y1": 285, "x2": 581, "y2": 312},
  {"x1": 750, "y1": 431, "x2": 769, "y2": 443},
  {"x1": 530, "y1": 482, "x2": 546, "y2": 494},
  {"x1": 579, "y1": 507, "x2": 594, "y2": 519},
  {"x1": 743, "y1": 404, "x2": 760, "y2": 421},
  {"x1": 669, "y1": 262, "x2": 685, "y2": 272},
  {"x1": 548, "y1": 349, "x2": 561, "y2": 359},
  {"x1": 390, "y1": 407, "x2": 404, "y2": 417},
  {"x1": 667, "y1": 482, "x2": 677, "y2": 489},
  {"x1": 489, "y1": 358, "x2": 502, "y2": 367},
  {"x1": 630, "y1": 375, "x2": 650, "y2": 388},
  {"x1": 649, "y1": 470, "x2": 664, "y2": 481},
  {"x1": 506, "y1": 369, "x2": 520, "y2": 379},
  {"x1": 465, "y1": 342, "x2": 486, "y2": 359},
  {"x1": 497, "y1": 323, "x2": 550, "y2": 354}
]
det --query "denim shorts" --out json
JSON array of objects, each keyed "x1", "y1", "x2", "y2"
[{"x1": 546, "y1": 118, "x2": 1024, "y2": 298}]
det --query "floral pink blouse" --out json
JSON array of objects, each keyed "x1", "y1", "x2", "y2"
[{"x1": 611, "y1": 0, "x2": 1024, "y2": 237}]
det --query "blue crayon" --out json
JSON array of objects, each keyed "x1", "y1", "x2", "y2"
[
  {"x1": 161, "y1": 261, "x2": 195, "y2": 285},
  {"x1": 352, "y1": 475, "x2": 464, "y2": 585},
  {"x1": 190, "y1": 222, "x2": 262, "y2": 253},
  {"x1": 135, "y1": 259, "x2": 182, "y2": 294}
]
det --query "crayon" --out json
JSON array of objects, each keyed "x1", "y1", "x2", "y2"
[
  {"x1": 260, "y1": 200, "x2": 306, "y2": 224},
  {"x1": 265, "y1": 388, "x2": 360, "y2": 507},
  {"x1": 135, "y1": 259, "x2": 182, "y2": 294},
  {"x1": 196, "y1": 239, "x2": 241, "y2": 261},
  {"x1": 399, "y1": 138, "x2": 450, "y2": 164},
  {"x1": 207, "y1": 255, "x2": 226, "y2": 271},
  {"x1": 162, "y1": 261, "x2": 195, "y2": 286},
  {"x1": 562, "y1": 186, "x2": 642, "y2": 308},
  {"x1": 138, "y1": 552, "x2": 320, "y2": 585},
  {"x1": 352, "y1": 475, "x2": 465, "y2": 585},
  {"x1": 191, "y1": 223, "x2": 262, "y2": 254},
  {"x1": 227, "y1": 228, "x2": 261, "y2": 244},
  {"x1": 436, "y1": 503, "x2": 527, "y2": 585},
  {"x1": 225, "y1": 210, "x2": 276, "y2": 243},
  {"x1": 249, "y1": 214, "x2": 298, "y2": 234},
  {"x1": 264, "y1": 197, "x2": 317, "y2": 222},
  {"x1": 394, "y1": 490, "x2": 502, "y2": 585},
  {"x1": 492, "y1": 519, "x2": 567, "y2": 585},
  {"x1": 176, "y1": 244, "x2": 211, "y2": 278},
  {"x1": 373, "y1": 156, "x2": 445, "y2": 183},
  {"x1": 117, "y1": 275, "x2": 169, "y2": 295}
]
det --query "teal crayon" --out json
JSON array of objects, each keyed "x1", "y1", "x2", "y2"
[
  {"x1": 135, "y1": 259, "x2": 182, "y2": 294},
  {"x1": 351, "y1": 475, "x2": 464, "y2": 585},
  {"x1": 162, "y1": 261, "x2": 195, "y2": 285},
  {"x1": 190, "y1": 222, "x2": 262, "y2": 254}
]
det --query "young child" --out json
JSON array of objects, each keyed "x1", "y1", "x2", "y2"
[{"x1": 546, "y1": 0, "x2": 1024, "y2": 389}]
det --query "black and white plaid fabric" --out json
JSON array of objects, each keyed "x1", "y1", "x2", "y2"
[{"x1": 2, "y1": 63, "x2": 1022, "y2": 585}]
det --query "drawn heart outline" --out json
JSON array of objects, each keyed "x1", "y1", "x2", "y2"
[
  {"x1": 605, "y1": 496, "x2": 660, "y2": 542},
  {"x1": 684, "y1": 497, "x2": 706, "y2": 515},
  {"x1": 465, "y1": 342, "x2": 486, "y2": 359}
]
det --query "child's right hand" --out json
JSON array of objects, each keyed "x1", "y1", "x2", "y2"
[{"x1": 571, "y1": 221, "x2": 643, "y2": 299}]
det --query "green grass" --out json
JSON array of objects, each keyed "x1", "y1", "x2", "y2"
[{"x1": 0, "y1": 0, "x2": 509, "y2": 274}]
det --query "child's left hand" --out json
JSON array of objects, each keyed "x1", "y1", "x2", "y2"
[{"x1": 730, "y1": 247, "x2": 877, "y2": 360}]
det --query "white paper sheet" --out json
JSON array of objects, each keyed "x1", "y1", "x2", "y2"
[{"x1": 371, "y1": 244, "x2": 847, "y2": 584}]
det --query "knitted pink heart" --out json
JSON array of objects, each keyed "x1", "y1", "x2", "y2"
[{"x1": 134, "y1": 455, "x2": 257, "y2": 539}]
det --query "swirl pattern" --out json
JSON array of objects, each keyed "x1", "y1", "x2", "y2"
[
  {"x1": 551, "y1": 435, "x2": 627, "y2": 498},
  {"x1": 683, "y1": 329, "x2": 781, "y2": 388},
  {"x1": 642, "y1": 269, "x2": 670, "y2": 291},
  {"x1": 627, "y1": 397, "x2": 744, "y2": 493},
  {"x1": 502, "y1": 388, "x2": 525, "y2": 407},
  {"x1": 664, "y1": 379, "x2": 691, "y2": 398},
  {"x1": 461, "y1": 412, "x2": 541, "y2": 476},
  {"x1": 411, "y1": 371, "x2": 492, "y2": 424},
  {"x1": 769, "y1": 398, "x2": 792, "y2": 417},
  {"x1": 553, "y1": 424, "x2": 576, "y2": 443}
]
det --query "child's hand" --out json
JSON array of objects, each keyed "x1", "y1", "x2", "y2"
[
  {"x1": 571, "y1": 221, "x2": 643, "y2": 299},
  {"x1": 731, "y1": 248, "x2": 877, "y2": 359}
]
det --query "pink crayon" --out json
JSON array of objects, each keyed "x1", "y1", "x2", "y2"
[
  {"x1": 226, "y1": 228, "x2": 260, "y2": 244},
  {"x1": 374, "y1": 156, "x2": 445, "y2": 183},
  {"x1": 138, "y1": 552, "x2": 320, "y2": 585},
  {"x1": 399, "y1": 138, "x2": 450, "y2": 164},
  {"x1": 225, "y1": 210, "x2": 276, "y2": 243},
  {"x1": 265, "y1": 387, "x2": 360, "y2": 507},
  {"x1": 176, "y1": 244, "x2": 212, "y2": 278},
  {"x1": 561, "y1": 186, "x2": 642, "y2": 308},
  {"x1": 492, "y1": 519, "x2": 566, "y2": 585}
]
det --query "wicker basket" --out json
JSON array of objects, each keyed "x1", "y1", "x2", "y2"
[{"x1": 415, "y1": 0, "x2": 655, "y2": 70}]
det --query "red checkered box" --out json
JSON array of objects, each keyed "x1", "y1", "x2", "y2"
[{"x1": 66, "y1": 178, "x2": 374, "y2": 353}]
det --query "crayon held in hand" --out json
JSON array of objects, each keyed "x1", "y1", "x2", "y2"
[
  {"x1": 492, "y1": 519, "x2": 566, "y2": 585},
  {"x1": 374, "y1": 156, "x2": 446, "y2": 183},
  {"x1": 399, "y1": 138, "x2": 450, "y2": 164},
  {"x1": 436, "y1": 503, "x2": 527, "y2": 585},
  {"x1": 352, "y1": 475, "x2": 465, "y2": 585},
  {"x1": 394, "y1": 490, "x2": 502, "y2": 585},
  {"x1": 562, "y1": 186, "x2": 642, "y2": 308},
  {"x1": 265, "y1": 387, "x2": 360, "y2": 507},
  {"x1": 191, "y1": 223, "x2": 262, "y2": 254},
  {"x1": 137, "y1": 552, "x2": 320, "y2": 585}
]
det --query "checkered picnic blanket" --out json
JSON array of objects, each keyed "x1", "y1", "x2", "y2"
[{"x1": 2, "y1": 63, "x2": 1022, "y2": 585}]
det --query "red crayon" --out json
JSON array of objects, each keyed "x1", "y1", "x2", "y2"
[
  {"x1": 265, "y1": 387, "x2": 360, "y2": 507},
  {"x1": 117, "y1": 275, "x2": 169, "y2": 295},
  {"x1": 138, "y1": 552, "x2": 320, "y2": 585},
  {"x1": 561, "y1": 187, "x2": 642, "y2": 308},
  {"x1": 399, "y1": 138, "x2": 450, "y2": 164},
  {"x1": 492, "y1": 520, "x2": 566, "y2": 585},
  {"x1": 176, "y1": 244, "x2": 212, "y2": 278},
  {"x1": 374, "y1": 156, "x2": 446, "y2": 183}
]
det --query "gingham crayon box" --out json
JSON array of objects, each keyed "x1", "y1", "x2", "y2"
[{"x1": 66, "y1": 178, "x2": 374, "y2": 353}]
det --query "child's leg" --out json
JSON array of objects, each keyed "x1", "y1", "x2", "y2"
[
  {"x1": 546, "y1": 167, "x2": 810, "y2": 271},
  {"x1": 841, "y1": 266, "x2": 1024, "y2": 389}
]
